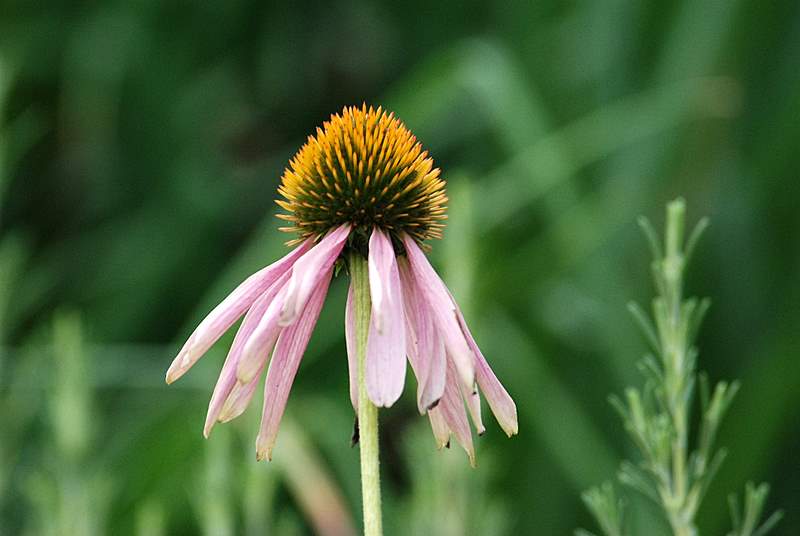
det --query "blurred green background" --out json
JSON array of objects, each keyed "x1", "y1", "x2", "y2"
[{"x1": 1, "y1": 1, "x2": 798, "y2": 534}]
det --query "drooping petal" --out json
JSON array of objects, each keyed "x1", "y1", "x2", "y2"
[
  {"x1": 438, "y1": 360, "x2": 475, "y2": 467},
  {"x1": 236, "y1": 281, "x2": 290, "y2": 384},
  {"x1": 166, "y1": 239, "x2": 312, "y2": 384},
  {"x1": 454, "y1": 302, "x2": 518, "y2": 437},
  {"x1": 459, "y1": 377, "x2": 485, "y2": 436},
  {"x1": 427, "y1": 406, "x2": 450, "y2": 449},
  {"x1": 365, "y1": 228, "x2": 406, "y2": 408},
  {"x1": 402, "y1": 234, "x2": 475, "y2": 390},
  {"x1": 203, "y1": 271, "x2": 291, "y2": 437},
  {"x1": 367, "y1": 231, "x2": 388, "y2": 333},
  {"x1": 280, "y1": 224, "x2": 350, "y2": 326},
  {"x1": 402, "y1": 314, "x2": 425, "y2": 412},
  {"x1": 217, "y1": 367, "x2": 264, "y2": 423},
  {"x1": 424, "y1": 338, "x2": 447, "y2": 411},
  {"x1": 399, "y1": 272, "x2": 423, "y2": 404},
  {"x1": 256, "y1": 273, "x2": 332, "y2": 461},
  {"x1": 344, "y1": 282, "x2": 358, "y2": 412},
  {"x1": 399, "y1": 258, "x2": 445, "y2": 413}
]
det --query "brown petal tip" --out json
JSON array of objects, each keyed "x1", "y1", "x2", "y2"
[{"x1": 256, "y1": 449, "x2": 273, "y2": 462}]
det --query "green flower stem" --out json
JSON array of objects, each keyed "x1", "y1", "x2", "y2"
[{"x1": 350, "y1": 253, "x2": 383, "y2": 536}]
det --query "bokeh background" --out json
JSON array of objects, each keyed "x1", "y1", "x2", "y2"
[{"x1": 1, "y1": 1, "x2": 798, "y2": 534}]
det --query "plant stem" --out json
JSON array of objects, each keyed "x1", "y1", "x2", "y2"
[
  {"x1": 662, "y1": 200, "x2": 696, "y2": 536},
  {"x1": 350, "y1": 253, "x2": 383, "y2": 536}
]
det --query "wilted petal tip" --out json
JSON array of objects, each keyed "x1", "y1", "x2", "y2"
[
  {"x1": 165, "y1": 351, "x2": 190, "y2": 384},
  {"x1": 256, "y1": 441, "x2": 274, "y2": 462},
  {"x1": 165, "y1": 367, "x2": 183, "y2": 385}
]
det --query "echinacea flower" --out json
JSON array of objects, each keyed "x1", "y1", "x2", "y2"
[{"x1": 166, "y1": 105, "x2": 517, "y2": 464}]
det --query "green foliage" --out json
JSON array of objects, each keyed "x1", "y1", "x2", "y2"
[
  {"x1": 577, "y1": 483, "x2": 626, "y2": 536},
  {"x1": 581, "y1": 201, "x2": 782, "y2": 536},
  {"x1": 727, "y1": 483, "x2": 784, "y2": 536}
]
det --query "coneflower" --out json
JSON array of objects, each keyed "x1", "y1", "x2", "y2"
[{"x1": 166, "y1": 105, "x2": 517, "y2": 535}]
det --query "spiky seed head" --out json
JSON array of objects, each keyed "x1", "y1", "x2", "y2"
[{"x1": 276, "y1": 105, "x2": 447, "y2": 248}]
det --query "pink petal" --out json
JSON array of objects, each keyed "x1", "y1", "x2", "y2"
[
  {"x1": 345, "y1": 282, "x2": 358, "y2": 412},
  {"x1": 402, "y1": 314, "x2": 425, "y2": 413},
  {"x1": 438, "y1": 360, "x2": 475, "y2": 467},
  {"x1": 368, "y1": 232, "x2": 388, "y2": 333},
  {"x1": 166, "y1": 239, "x2": 311, "y2": 384},
  {"x1": 424, "y1": 338, "x2": 447, "y2": 411},
  {"x1": 399, "y1": 277, "x2": 422, "y2": 396},
  {"x1": 255, "y1": 273, "x2": 332, "y2": 461},
  {"x1": 427, "y1": 406, "x2": 450, "y2": 449},
  {"x1": 422, "y1": 340, "x2": 447, "y2": 408},
  {"x1": 365, "y1": 229, "x2": 406, "y2": 408},
  {"x1": 217, "y1": 366, "x2": 264, "y2": 423},
  {"x1": 236, "y1": 281, "x2": 290, "y2": 384},
  {"x1": 454, "y1": 299, "x2": 518, "y2": 437},
  {"x1": 402, "y1": 234, "x2": 475, "y2": 390},
  {"x1": 459, "y1": 376, "x2": 485, "y2": 436},
  {"x1": 399, "y1": 258, "x2": 445, "y2": 413},
  {"x1": 203, "y1": 271, "x2": 290, "y2": 437},
  {"x1": 279, "y1": 224, "x2": 350, "y2": 326}
]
